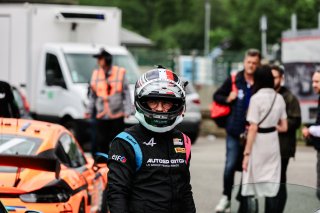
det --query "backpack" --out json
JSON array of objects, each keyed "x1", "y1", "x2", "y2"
[
  {"x1": 210, "y1": 73, "x2": 237, "y2": 128},
  {"x1": 115, "y1": 131, "x2": 192, "y2": 171}
]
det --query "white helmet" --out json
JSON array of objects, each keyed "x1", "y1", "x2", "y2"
[{"x1": 134, "y1": 66, "x2": 187, "y2": 133}]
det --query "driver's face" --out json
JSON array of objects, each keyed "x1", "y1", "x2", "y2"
[{"x1": 147, "y1": 100, "x2": 173, "y2": 113}]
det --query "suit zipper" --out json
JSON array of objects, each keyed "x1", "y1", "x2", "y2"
[{"x1": 167, "y1": 136, "x2": 173, "y2": 213}]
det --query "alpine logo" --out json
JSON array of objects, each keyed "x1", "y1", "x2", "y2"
[{"x1": 143, "y1": 138, "x2": 156, "y2": 147}]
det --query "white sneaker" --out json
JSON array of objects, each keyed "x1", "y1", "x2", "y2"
[{"x1": 215, "y1": 195, "x2": 230, "y2": 213}]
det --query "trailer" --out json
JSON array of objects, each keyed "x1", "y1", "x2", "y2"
[{"x1": 281, "y1": 28, "x2": 320, "y2": 124}]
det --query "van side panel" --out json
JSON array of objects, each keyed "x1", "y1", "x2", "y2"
[
  {"x1": 0, "y1": 7, "x2": 29, "y2": 93},
  {"x1": 0, "y1": 16, "x2": 10, "y2": 81}
]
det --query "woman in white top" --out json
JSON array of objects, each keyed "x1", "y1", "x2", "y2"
[{"x1": 241, "y1": 65, "x2": 288, "y2": 212}]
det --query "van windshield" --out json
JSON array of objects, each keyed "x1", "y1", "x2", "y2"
[{"x1": 65, "y1": 53, "x2": 139, "y2": 84}]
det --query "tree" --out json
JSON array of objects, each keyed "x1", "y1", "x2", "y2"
[{"x1": 79, "y1": 0, "x2": 320, "y2": 52}]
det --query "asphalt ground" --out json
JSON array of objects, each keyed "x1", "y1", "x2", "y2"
[{"x1": 190, "y1": 136, "x2": 318, "y2": 213}]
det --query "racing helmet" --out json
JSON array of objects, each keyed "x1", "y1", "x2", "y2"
[{"x1": 134, "y1": 66, "x2": 187, "y2": 133}]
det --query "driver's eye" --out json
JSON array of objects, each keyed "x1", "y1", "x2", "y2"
[{"x1": 147, "y1": 100, "x2": 173, "y2": 110}]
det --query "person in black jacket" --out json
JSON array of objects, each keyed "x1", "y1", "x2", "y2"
[
  {"x1": 271, "y1": 65, "x2": 301, "y2": 212},
  {"x1": 0, "y1": 81, "x2": 20, "y2": 118},
  {"x1": 214, "y1": 49, "x2": 261, "y2": 212},
  {"x1": 107, "y1": 66, "x2": 196, "y2": 213},
  {"x1": 302, "y1": 69, "x2": 320, "y2": 200}
]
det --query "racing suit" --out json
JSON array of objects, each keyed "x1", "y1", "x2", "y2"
[{"x1": 107, "y1": 124, "x2": 196, "y2": 213}]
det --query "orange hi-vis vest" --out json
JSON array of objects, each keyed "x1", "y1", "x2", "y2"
[{"x1": 90, "y1": 66, "x2": 126, "y2": 119}]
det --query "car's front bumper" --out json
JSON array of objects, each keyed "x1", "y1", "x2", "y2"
[{"x1": 2, "y1": 198, "x2": 73, "y2": 213}]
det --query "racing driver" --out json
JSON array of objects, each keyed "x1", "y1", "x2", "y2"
[{"x1": 107, "y1": 66, "x2": 196, "y2": 213}]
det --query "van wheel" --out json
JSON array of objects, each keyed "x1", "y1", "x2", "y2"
[{"x1": 78, "y1": 200, "x2": 85, "y2": 213}]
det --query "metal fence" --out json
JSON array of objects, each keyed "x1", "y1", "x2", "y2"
[{"x1": 130, "y1": 48, "x2": 244, "y2": 87}]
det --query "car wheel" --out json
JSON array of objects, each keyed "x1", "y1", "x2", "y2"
[{"x1": 78, "y1": 200, "x2": 85, "y2": 213}]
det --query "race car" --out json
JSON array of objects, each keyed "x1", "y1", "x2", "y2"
[{"x1": 0, "y1": 118, "x2": 109, "y2": 213}]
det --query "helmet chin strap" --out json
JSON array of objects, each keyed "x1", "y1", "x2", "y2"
[{"x1": 135, "y1": 111, "x2": 183, "y2": 133}]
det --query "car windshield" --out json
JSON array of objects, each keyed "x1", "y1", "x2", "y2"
[
  {"x1": 65, "y1": 53, "x2": 139, "y2": 84},
  {"x1": 12, "y1": 88, "x2": 23, "y2": 109},
  {"x1": 0, "y1": 135, "x2": 42, "y2": 172}
]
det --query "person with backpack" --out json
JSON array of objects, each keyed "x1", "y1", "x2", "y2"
[
  {"x1": 213, "y1": 49, "x2": 261, "y2": 212},
  {"x1": 106, "y1": 66, "x2": 196, "y2": 213}
]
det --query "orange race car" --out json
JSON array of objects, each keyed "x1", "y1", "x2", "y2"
[{"x1": 0, "y1": 118, "x2": 109, "y2": 213}]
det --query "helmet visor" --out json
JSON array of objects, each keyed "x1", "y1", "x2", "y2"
[{"x1": 139, "y1": 96, "x2": 183, "y2": 112}]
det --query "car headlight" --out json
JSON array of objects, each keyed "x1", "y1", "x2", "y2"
[{"x1": 20, "y1": 180, "x2": 72, "y2": 203}]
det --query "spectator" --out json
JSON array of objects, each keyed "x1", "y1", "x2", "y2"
[
  {"x1": 86, "y1": 48, "x2": 132, "y2": 154},
  {"x1": 302, "y1": 69, "x2": 320, "y2": 200},
  {"x1": 214, "y1": 49, "x2": 261, "y2": 212},
  {"x1": 0, "y1": 81, "x2": 20, "y2": 118},
  {"x1": 271, "y1": 64, "x2": 301, "y2": 212},
  {"x1": 241, "y1": 65, "x2": 288, "y2": 212},
  {"x1": 107, "y1": 67, "x2": 196, "y2": 213}
]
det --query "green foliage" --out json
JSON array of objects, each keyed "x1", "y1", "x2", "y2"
[
  {"x1": 210, "y1": 27, "x2": 232, "y2": 48},
  {"x1": 151, "y1": 21, "x2": 204, "y2": 50},
  {"x1": 79, "y1": 0, "x2": 320, "y2": 52}
]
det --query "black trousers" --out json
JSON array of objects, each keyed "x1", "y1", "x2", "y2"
[
  {"x1": 275, "y1": 158, "x2": 290, "y2": 213},
  {"x1": 238, "y1": 195, "x2": 281, "y2": 213},
  {"x1": 317, "y1": 151, "x2": 320, "y2": 200},
  {"x1": 94, "y1": 117, "x2": 125, "y2": 155}
]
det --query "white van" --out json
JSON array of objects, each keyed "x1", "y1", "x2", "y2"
[
  {"x1": 36, "y1": 44, "x2": 139, "y2": 140},
  {"x1": 0, "y1": 4, "x2": 139, "y2": 143}
]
